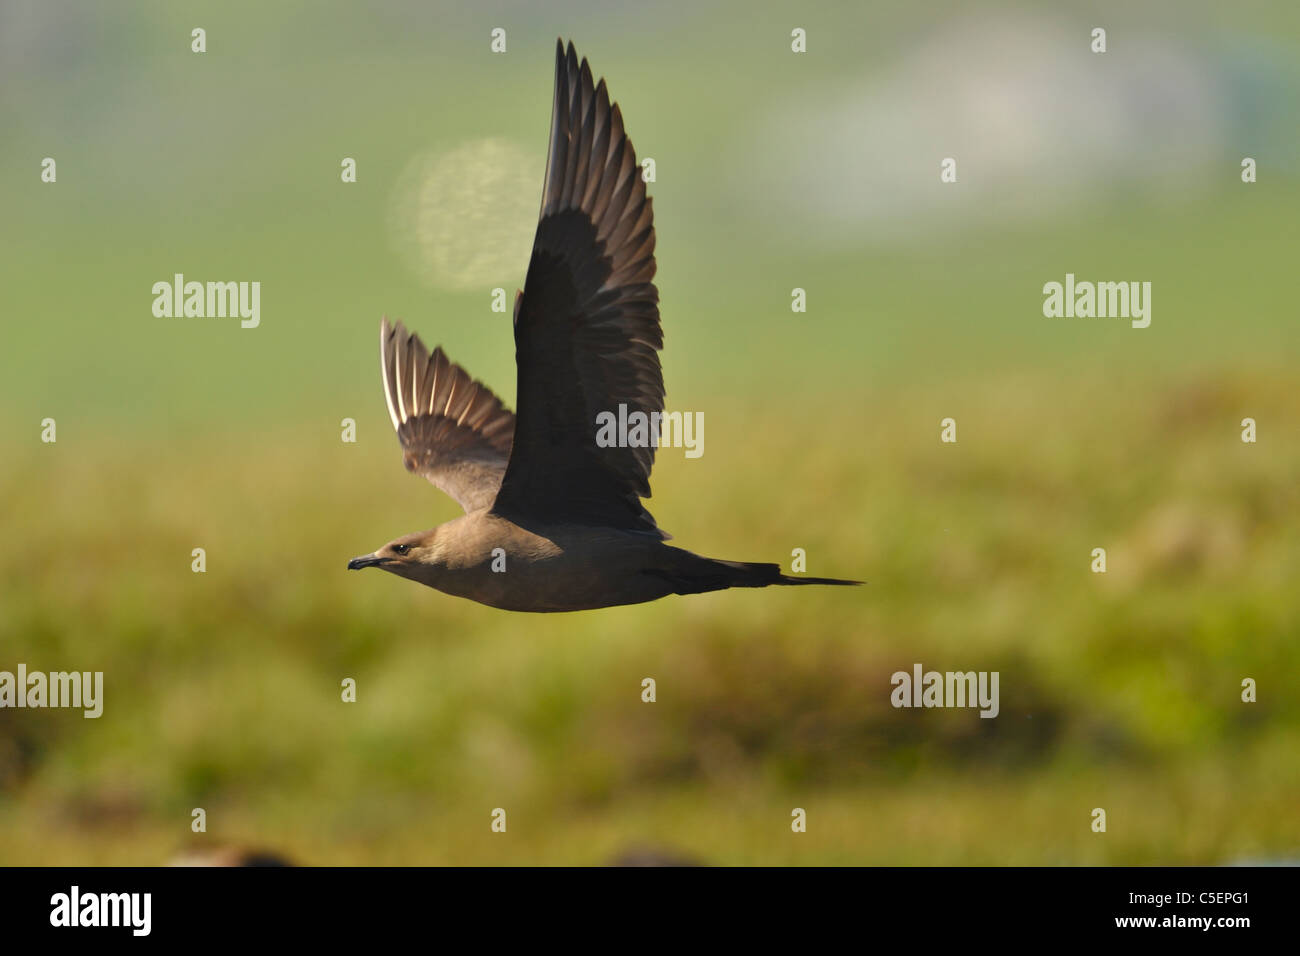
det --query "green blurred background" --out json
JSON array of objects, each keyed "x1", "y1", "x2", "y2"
[{"x1": 1, "y1": 0, "x2": 1297, "y2": 864}]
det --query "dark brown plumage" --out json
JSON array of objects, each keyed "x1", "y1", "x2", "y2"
[
  {"x1": 349, "y1": 40, "x2": 859, "y2": 612},
  {"x1": 493, "y1": 41, "x2": 664, "y2": 537}
]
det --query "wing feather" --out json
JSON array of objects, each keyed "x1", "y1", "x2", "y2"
[
  {"x1": 492, "y1": 40, "x2": 665, "y2": 537},
  {"x1": 379, "y1": 318, "x2": 515, "y2": 514}
]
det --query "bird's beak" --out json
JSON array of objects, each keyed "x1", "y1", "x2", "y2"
[{"x1": 347, "y1": 553, "x2": 389, "y2": 570}]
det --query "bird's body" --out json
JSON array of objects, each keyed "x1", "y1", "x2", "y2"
[
  {"x1": 349, "y1": 40, "x2": 858, "y2": 611},
  {"x1": 362, "y1": 510, "x2": 849, "y2": 612},
  {"x1": 371, "y1": 513, "x2": 669, "y2": 612}
]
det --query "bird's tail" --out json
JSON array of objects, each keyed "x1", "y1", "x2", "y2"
[
  {"x1": 649, "y1": 552, "x2": 862, "y2": 595},
  {"x1": 713, "y1": 559, "x2": 862, "y2": 589}
]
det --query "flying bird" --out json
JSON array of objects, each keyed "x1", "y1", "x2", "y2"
[{"x1": 348, "y1": 39, "x2": 858, "y2": 612}]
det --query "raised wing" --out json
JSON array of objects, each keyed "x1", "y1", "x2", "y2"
[
  {"x1": 380, "y1": 317, "x2": 515, "y2": 514},
  {"x1": 491, "y1": 39, "x2": 665, "y2": 537}
]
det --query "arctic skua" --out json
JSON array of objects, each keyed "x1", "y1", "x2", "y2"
[{"x1": 348, "y1": 40, "x2": 858, "y2": 612}]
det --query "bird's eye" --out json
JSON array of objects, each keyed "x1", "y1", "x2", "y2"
[{"x1": 392, "y1": 544, "x2": 410, "y2": 556}]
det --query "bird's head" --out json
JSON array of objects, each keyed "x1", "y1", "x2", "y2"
[{"x1": 347, "y1": 528, "x2": 442, "y2": 580}]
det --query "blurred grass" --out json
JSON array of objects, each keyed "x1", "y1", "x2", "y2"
[{"x1": 1, "y1": 367, "x2": 1296, "y2": 864}]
